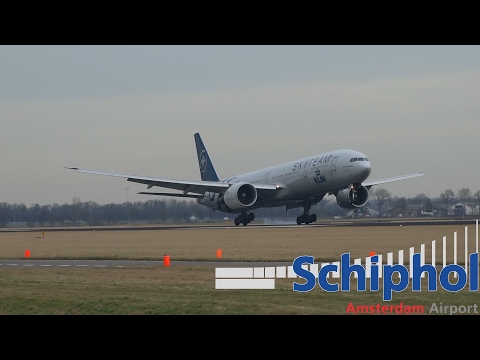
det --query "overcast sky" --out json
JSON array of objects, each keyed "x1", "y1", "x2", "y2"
[{"x1": 1, "y1": 45, "x2": 479, "y2": 206}]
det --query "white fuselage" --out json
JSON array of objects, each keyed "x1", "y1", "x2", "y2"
[{"x1": 198, "y1": 149, "x2": 371, "y2": 212}]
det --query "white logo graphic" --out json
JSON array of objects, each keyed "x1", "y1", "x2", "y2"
[{"x1": 199, "y1": 150, "x2": 208, "y2": 173}]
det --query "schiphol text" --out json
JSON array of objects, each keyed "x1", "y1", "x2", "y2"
[{"x1": 292, "y1": 252, "x2": 479, "y2": 301}]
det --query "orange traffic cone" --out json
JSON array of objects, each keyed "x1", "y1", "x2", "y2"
[{"x1": 164, "y1": 254, "x2": 170, "y2": 267}]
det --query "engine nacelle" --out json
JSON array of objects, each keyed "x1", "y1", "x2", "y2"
[
  {"x1": 223, "y1": 182, "x2": 257, "y2": 210},
  {"x1": 336, "y1": 185, "x2": 369, "y2": 209}
]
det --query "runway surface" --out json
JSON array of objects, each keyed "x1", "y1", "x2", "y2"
[
  {"x1": 0, "y1": 259, "x2": 291, "y2": 268},
  {"x1": 0, "y1": 218, "x2": 477, "y2": 233}
]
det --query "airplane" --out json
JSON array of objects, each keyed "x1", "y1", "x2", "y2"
[{"x1": 66, "y1": 133, "x2": 423, "y2": 226}]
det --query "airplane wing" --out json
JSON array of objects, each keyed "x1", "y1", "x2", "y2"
[
  {"x1": 65, "y1": 167, "x2": 279, "y2": 196},
  {"x1": 137, "y1": 192, "x2": 204, "y2": 198},
  {"x1": 363, "y1": 172, "x2": 424, "y2": 189}
]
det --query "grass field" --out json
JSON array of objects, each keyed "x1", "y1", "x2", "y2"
[{"x1": 1, "y1": 224, "x2": 479, "y2": 314}]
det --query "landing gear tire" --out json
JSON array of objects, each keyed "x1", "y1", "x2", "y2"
[
  {"x1": 296, "y1": 213, "x2": 317, "y2": 225},
  {"x1": 235, "y1": 211, "x2": 254, "y2": 226}
]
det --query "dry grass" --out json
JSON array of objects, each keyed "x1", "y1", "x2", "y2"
[
  {"x1": 1, "y1": 223, "x2": 479, "y2": 314},
  {"x1": 1, "y1": 224, "x2": 477, "y2": 263},
  {"x1": 1, "y1": 265, "x2": 478, "y2": 314}
]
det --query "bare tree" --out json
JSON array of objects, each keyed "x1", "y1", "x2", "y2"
[
  {"x1": 440, "y1": 189, "x2": 455, "y2": 216},
  {"x1": 373, "y1": 188, "x2": 391, "y2": 217},
  {"x1": 475, "y1": 190, "x2": 480, "y2": 216},
  {"x1": 413, "y1": 193, "x2": 428, "y2": 204},
  {"x1": 457, "y1": 188, "x2": 472, "y2": 219}
]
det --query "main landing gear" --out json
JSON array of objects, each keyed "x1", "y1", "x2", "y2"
[
  {"x1": 234, "y1": 211, "x2": 254, "y2": 226},
  {"x1": 296, "y1": 201, "x2": 317, "y2": 225}
]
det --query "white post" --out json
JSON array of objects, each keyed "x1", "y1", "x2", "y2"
[
  {"x1": 409, "y1": 247, "x2": 414, "y2": 278},
  {"x1": 477, "y1": 219, "x2": 478, "y2": 254},
  {"x1": 432, "y1": 240, "x2": 436, "y2": 268},
  {"x1": 397, "y1": 250, "x2": 404, "y2": 283},
  {"x1": 353, "y1": 258, "x2": 361, "y2": 278},
  {"x1": 365, "y1": 257, "x2": 371, "y2": 279},
  {"x1": 465, "y1": 226, "x2": 468, "y2": 276},
  {"x1": 421, "y1": 244, "x2": 425, "y2": 266},
  {"x1": 421, "y1": 243, "x2": 425, "y2": 278},
  {"x1": 443, "y1": 236, "x2": 446, "y2": 269},
  {"x1": 332, "y1": 261, "x2": 340, "y2": 278},
  {"x1": 321, "y1": 263, "x2": 331, "y2": 278},
  {"x1": 454, "y1": 231, "x2": 457, "y2": 278},
  {"x1": 378, "y1": 254, "x2": 383, "y2": 278}
]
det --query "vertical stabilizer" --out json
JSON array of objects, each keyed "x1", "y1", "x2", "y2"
[{"x1": 194, "y1": 133, "x2": 220, "y2": 181}]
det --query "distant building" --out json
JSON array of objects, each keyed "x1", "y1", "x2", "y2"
[
  {"x1": 448, "y1": 202, "x2": 476, "y2": 216},
  {"x1": 386, "y1": 204, "x2": 440, "y2": 218},
  {"x1": 346, "y1": 207, "x2": 378, "y2": 218}
]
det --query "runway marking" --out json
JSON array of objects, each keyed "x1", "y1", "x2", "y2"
[
  {"x1": 41, "y1": 265, "x2": 52, "y2": 267},
  {"x1": 7, "y1": 264, "x2": 18, "y2": 266},
  {"x1": 58, "y1": 265, "x2": 70, "y2": 267}
]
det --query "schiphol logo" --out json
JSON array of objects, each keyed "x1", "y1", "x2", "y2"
[
  {"x1": 215, "y1": 220, "x2": 480, "y2": 302},
  {"x1": 293, "y1": 253, "x2": 478, "y2": 301}
]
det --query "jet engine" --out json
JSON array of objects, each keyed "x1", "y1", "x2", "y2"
[
  {"x1": 336, "y1": 185, "x2": 369, "y2": 209},
  {"x1": 223, "y1": 182, "x2": 258, "y2": 210}
]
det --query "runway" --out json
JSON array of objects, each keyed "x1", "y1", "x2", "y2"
[
  {"x1": 0, "y1": 259, "x2": 291, "y2": 268},
  {"x1": 0, "y1": 218, "x2": 477, "y2": 233}
]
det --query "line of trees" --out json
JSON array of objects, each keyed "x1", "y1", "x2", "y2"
[
  {"x1": 0, "y1": 198, "x2": 202, "y2": 228},
  {"x1": 0, "y1": 196, "x2": 346, "y2": 228},
  {"x1": 370, "y1": 188, "x2": 480, "y2": 218},
  {"x1": 2, "y1": 187, "x2": 479, "y2": 227}
]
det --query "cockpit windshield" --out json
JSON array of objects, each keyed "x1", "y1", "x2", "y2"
[{"x1": 349, "y1": 157, "x2": 369, "y2": 162}]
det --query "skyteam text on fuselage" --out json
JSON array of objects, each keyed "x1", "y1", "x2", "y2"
[{"x1": 67, "y1": 133, "x2": 423, "y2": 226}]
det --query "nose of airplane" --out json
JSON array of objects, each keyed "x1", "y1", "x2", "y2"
[
  {"x1": 352, "y1": 157, "x2": 372, "y2": 183},
  {"x1": 353, "y1": 159, "x2": 371, "y2": 182}
]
